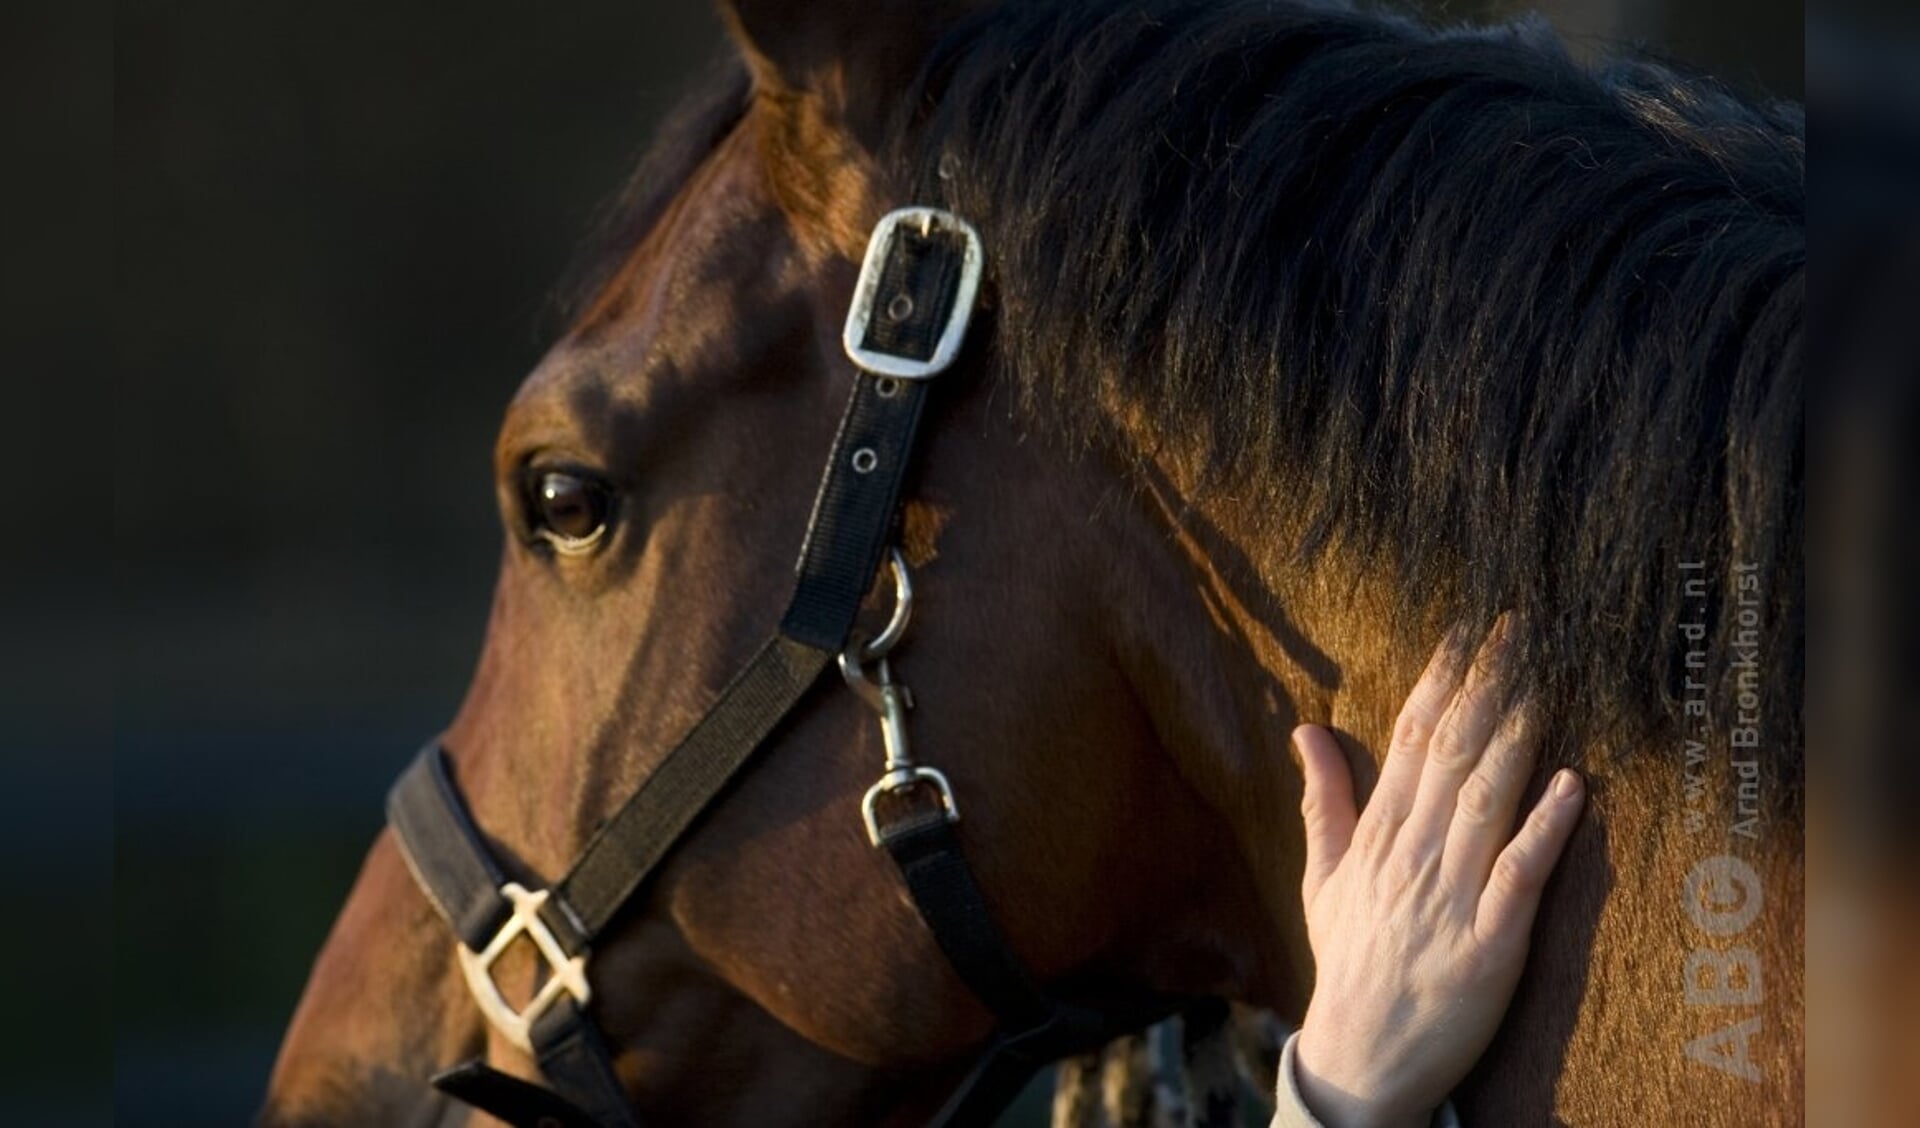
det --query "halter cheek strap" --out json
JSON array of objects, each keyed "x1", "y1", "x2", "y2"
[{"x1": 387, "y1": 207, "x2": 1207, "y2": 1127}]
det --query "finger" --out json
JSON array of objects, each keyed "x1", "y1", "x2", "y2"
[
  {"x1": 1366, "y1": 627, "x2": 1476, "y2": 833},
  {"x1": 1475, "y1": 769, "x2": 1586, "y2": 948},
  {"x1": 1440, "y1": 700, "x2": 1541, "y2": 894},
  {"x1": 1400, "y1": 620, "x2": 1515, "y2": 845},
  {"x1": 1294, "y1": 725, "x2": 1358, "y2": 907}
]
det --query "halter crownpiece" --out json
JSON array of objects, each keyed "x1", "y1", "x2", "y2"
[{"x1": 385, "y1": 205, "x2": 1207, "y2": 1127}]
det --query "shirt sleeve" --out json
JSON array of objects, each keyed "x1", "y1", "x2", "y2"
[{"x1": 1271, "y1": 1030, "x2": 1462, "y2": 1128}]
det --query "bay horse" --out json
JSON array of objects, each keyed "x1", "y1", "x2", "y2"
[{"x1": 264, "y1": 1, "x2": 1804, "y2": 1124}]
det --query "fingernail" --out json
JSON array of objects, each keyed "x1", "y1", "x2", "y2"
[{"x1": 1553, "y1": 770, "x2": 1581, "y2": 799}]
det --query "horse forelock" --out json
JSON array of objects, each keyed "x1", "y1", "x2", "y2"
[{"x1": 890, "y1": 0, "x2": 1803, "y2": 790}]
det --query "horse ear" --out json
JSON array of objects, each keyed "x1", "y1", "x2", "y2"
[{"x1": 717, "y1": 0, "x2": 981, "y2": 145}]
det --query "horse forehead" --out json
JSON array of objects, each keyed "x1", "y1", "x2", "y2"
[
  {"x1": 553, "y1": 117, "x2": 824, "y2": 376},
  {"x1": 505, "y1": 230, "x2": 828, "y2": 441},
  {"x1": 500, "y1": 276, "x2": 818, "y2": 455},
  {"x1": 505, "y1": 333, "x2": 675, "y2": 435}
]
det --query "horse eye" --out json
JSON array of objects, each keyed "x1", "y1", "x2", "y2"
[{"x1": 528, "y1": 470, "x2": 611, "y2": 554}]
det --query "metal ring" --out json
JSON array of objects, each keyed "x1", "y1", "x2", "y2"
[
  {"x1": 454, "y1": 883, "x2": 591, "y2": 1054},
  {"x1": 851, "y1": 447, "x2": 879, "y2": 474},
  {"x1": 862, "y1": 548, "x2": 913, "y2": 660}
]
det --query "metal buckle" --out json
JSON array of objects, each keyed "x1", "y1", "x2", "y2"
[
  {"x1": 455, "y1": 883, "x2": 592, "y2": 1054},
  {"x1": 841, "y1": 207, "x2": 984, "y2": 380}
]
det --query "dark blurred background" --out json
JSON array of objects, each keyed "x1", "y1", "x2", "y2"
[{"x1": 109, "y1": 2, "x2": 1799, "y2": 1124}]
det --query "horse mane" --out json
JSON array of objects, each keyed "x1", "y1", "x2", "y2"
[{"x1": 900, "y1": 0, "x2": 1804, "y2": 784}]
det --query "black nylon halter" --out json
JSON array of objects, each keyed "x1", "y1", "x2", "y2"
[{"x1": 386, "y1": 207, "x2": 1206, "y2": 1127}]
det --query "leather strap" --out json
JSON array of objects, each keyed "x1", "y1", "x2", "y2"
[
  {"x1": 879, "y1": 812, "x2": 1055, "y2": 1032},
  {"x1": 556, "y1": 369, "x2": 930, "y2": 938},
  {"x1": 555, "y1": 634, "x2": 831, "y2": 938},
  {"x1": 431, "y1": 1060, "x2": 604, "y2": 1128},
  {"x1": 780, "y1": 368, "x2": 933, "y2": 651},
  {"x1": 429, "y1": 1000, "x2": 641, "y2": 1128},
  {"x1": 387, "y1": 744, "x2": 511, "y2": 951},
  {"x1": 530, "y1": 998, "x2": 644, "y2": 1128},
  {"x1": 880, "y1": 810, "x2": 1216, "y2": 1127}
]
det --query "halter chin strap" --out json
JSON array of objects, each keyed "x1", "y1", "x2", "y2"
[{"x1": 387, "y1": 206, "x2": 1208, "y2": 1127}]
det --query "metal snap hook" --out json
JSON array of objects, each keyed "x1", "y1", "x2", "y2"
[{"x1": 831, "y1": 546, "x2": 961, "y2": 846}]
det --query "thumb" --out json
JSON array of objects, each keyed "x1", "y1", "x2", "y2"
[{"x1": 1294, "y1": 724, "x2": 1358, "y2": 908}]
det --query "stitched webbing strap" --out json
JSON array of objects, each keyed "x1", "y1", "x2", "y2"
[
  {"x1": 555, "y1": 635, "x2": 831, "y2": 935},
  {"x1": 529, "y1": 998, "x2": 645, "y2": 1128},
  {"x1": 781, "y1": 372, "x2": 931, "y2": 651},
  {"x1": 880, "y1": 812, "x2": 1055, "y2": 1032},
  {"x1": 877, "y1": 810, "x2": 1205, "y2": 1126},
  {"x1": 388, "y1": 744, "x2": 511, "y2": 951},
  {"x1": 429, "y1": 1060, "x2": 601, "y2": 1128},
  {"x1": 556, "y1": 371, "x2": 930, "y2": 938},
  {"x1": 427, "y1": 998, "x2": 642, "y2": 1128}
]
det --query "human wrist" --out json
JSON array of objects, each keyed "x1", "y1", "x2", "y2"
[{"x1": 1290, "y1": 1027, "x2": 1429, "y2": 1128}]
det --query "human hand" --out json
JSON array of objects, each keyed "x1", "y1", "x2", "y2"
[{"x1": 1287, "y1": 624, "x2": 1586, "y2": 1128}]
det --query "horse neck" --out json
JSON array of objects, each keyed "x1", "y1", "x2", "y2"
[
  {"x1": 1089, "y1": 443, "x2": 1428, "y2": 1012},
  {"x1": 1470, "y1": 747, "x2": 1804, "y2": 1121},
  {"x1": 1105, "y1": 443, "x2": 1804, "y2": 1120}
]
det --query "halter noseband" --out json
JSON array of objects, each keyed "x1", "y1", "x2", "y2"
[{"x1": 386, "y1": 206, "x2": 1211, "y2": 1127}]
